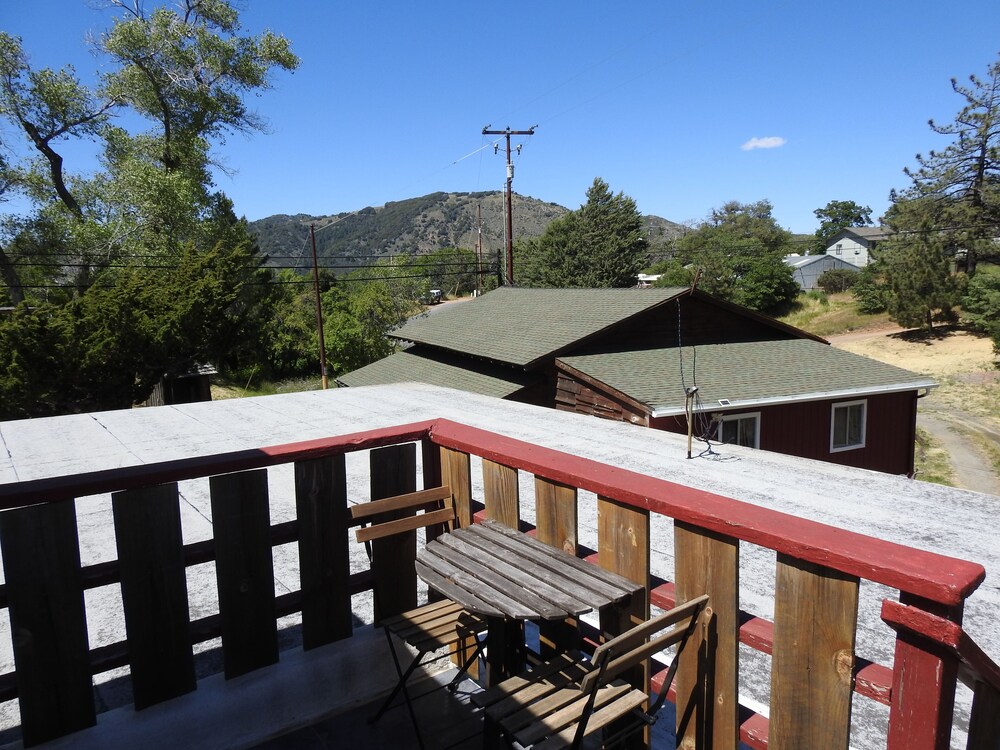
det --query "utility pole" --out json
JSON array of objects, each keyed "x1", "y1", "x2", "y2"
[
  {"x1": 309, "y1": 225, "x2": 328, "y2": 389},
  {"x1": 476, "y1": 202, "x2": 483, "y2": 296},
  {"x1": 482, "y1": 125, "x2": 535, "y2": 284}
]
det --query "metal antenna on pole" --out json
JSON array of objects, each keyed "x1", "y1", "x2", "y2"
[{"x1": 482, "y1": 125, "x2": 536, "y2": 285}]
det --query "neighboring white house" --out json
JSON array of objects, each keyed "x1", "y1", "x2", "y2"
[
  {"x1": 824, "y1": 227, "x2": 891, "y2": 267},
  {"x1": 783, "y1": 253, "x2": 861, "y2": 290}
]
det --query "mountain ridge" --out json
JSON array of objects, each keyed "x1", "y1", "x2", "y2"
[{"x1": 248, "y1": 191, "x2": 687, "y2": 272}]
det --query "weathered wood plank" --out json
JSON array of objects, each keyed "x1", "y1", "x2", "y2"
[
  {"x1": 463, "y1": 523, "x2": 632, "y2": 606},
  {"x1": 535, "y1": 477, "x2": 580, "y2": 656},
  {"x1": 597, "y1": 495, "x2": 650, "y2": 749},
  {"x1": 210, "y1": 469, "x2": 279, "y2": 679},
  {"x1": 440, "y1": 446, "x2": 473, "y2": 528},
  {"x1": 770, "y1": 554, "x2": 859, "y2": 750},
  {"x1": 535, "y1": 477, "x2": 577, "y2": 556},
  {"x1": 477, "y1": 520, "x2": 637, "y2": 593},
  {"x1": 349, "y1": 485, "x2": 451, "y2": 521},
  {"x1": 295, "y1": 455, "x2": 352, "y2": 650},
  {"x1": 674, "y1": 521, "x2": 739, "y2": 750},
  {"x1": 433, "y1": 534, "x2": 584, "y2": 617},
  {"x1": 112, "y1": 484, "x2": 195, "y2": 709},
  {"x1": 0, "y1": 500, "x2": 95, "y2": 745},
  {"x1": 369, "y1": 443, "x2": 418, "y2": 620},
  {"x1": 483, "y1": 458, "x2": 519, "y2": 528},
  {"x1": 418, "y1": 548, "x2": 536, "y2": 619}
]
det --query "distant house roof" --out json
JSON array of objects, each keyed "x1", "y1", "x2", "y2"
[
  {"x1": 390, "y1": 286, "x2": 690, "y2": 368},
  {"x1": 335, "y1": 349, "x2": 538, "y2": 398},
  {"x1": 558, "y1": 339, "x2": 936, "y2": 417},
  {"x1": 827, "y1": 226, "x2": 892, "y2": 247},
  {"x1": 782, "y1": 254, "x2": 857, "y2": 270}
]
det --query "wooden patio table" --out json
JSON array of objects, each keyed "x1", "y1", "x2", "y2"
[{"x1": 415, "y1": 518, "x2": 643, "y2": 685}]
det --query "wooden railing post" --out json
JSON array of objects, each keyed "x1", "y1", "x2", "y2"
[
  {"x1": 0, "y1": 500, "x2": 95, "y2": 746},
  {"x1": 368, "y1": 444, "x2": 418, "y2": 620},
  {"x1": 770, "y1": 554, "x2": 859, "y2": 750},
  {"x1": 482, "y1": 458, "x2": 519, "y2": 528},
  {"x1": 886, "y1": 594, "x2": 962, "y2": 750},
  {"x1": 440, "y1": 445, "x2": 473, "y2": 528},
  {"x1": 597, "y1": 495, "x2": 650, "y2": 749},
  {"x1": 295, "y1": 455, "x2": 352, "y2": 649},
  {"x1": 112, "y1": 483, "x2": 195, "y2": 709},
  {"x1": 535, "y1": 477, "x2": 578, "y2": 657},
  {"x1": 674, "y1": 521, "x2": 739, "y2": 750},
  {"x1": 210, "y1": 469, "x2": 279, "y2": 679}
]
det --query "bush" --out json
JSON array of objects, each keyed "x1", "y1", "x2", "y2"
[
  {"x1": 962, "y1": 267, "x2": 1000, "y2": 355},
  {"x1": 817, "y1": 268, "x2": 860, "y2": 294},
  {"x1": 851, "y1": 265, "x2": 887, "y2": 313}
]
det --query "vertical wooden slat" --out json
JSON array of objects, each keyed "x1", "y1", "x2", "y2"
[
  {"x1": 210, "y1": 469, "x2": 279, "y2": 679},
  {"x1": 296, "y1": 455, "x2": 352, "y2": 649},
  {"x1": 0, "y1": 501, "x2": 95, "y2": 746},
  {"x1": 369, "y1": 443, "x2": 418, "y2": 620},
  {"x1": 438, "y1": 445, "x2": 478, "y2": 676},
  {"x1": 886, "y1": 593, "x2": 961, "y2": 750},
  {"x1": 770, "y1": 554, "x2": 859, "y2": 750},
  {"x1": 673, "y1": 520, "x2": 739, "y2": 750},
  {"x1": 598, "y1": 496, "x2": 650, "y2": 749},
  {"x1": 482, "y1": 458, "x2": 519, "y2": 528},
  {"x1": 535, "y1": 478, "x2": 578, "y2": 657},
  {"x1": 112, "y1": 484, "x2": 195, "y2": 709},
  {"x1": 534, "y1": 477, "x2": 577, "y2": 556},
  {"x1": 440, "y1": 446, "x2": 473, "y2": 528}
]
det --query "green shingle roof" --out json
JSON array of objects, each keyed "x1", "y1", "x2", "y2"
[
  {"x1": 559, "y1": 340, "x2": 936, "y2": 415},
  {"x1": 390, "y1": 287, "x2": 689, "y2": 368},
  {"x1": 335, "y1": 349, "x2": 538, "y2": 398}
]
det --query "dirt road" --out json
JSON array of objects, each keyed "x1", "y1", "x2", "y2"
[{"x1": 829, "y1": 327, "x2": 1000, "y2": 495}]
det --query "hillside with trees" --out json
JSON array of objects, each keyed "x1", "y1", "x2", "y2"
[{"x1": 248, "y1": 191, "x2": 687, "y2": 274}]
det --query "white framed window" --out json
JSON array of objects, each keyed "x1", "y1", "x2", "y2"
[
  {"x1": 835, "y1": 243, "x2": 843, "y2": 255},
  {"x1": 831, "y1": 400, "x2": 866, "y2": 452},
  {"x1": 717, "y1": 412, "x2": 760, "y2": 449}
]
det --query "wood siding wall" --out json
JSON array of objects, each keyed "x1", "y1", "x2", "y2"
[
  {"x1": 577, "y1": 295, "x2": 793, "y2": 354},
  {"x1": 650, "y1": 391, "x2": 918, "y2": 475},
  {"x1": 554, "y1": 370, "x2": 648, "y2": 426}
]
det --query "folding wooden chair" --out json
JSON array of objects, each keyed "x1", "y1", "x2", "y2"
[
  {"x1": 471, "y1": 594, "x2": 710, "y2": 750},
  {"x1": 350, "y1": 485, "x2": 487, "y2": 750}
]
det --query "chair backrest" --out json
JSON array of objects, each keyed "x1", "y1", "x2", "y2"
[
  {"x1": 580, "y1": 594, "x2": 709, "y2": 695},
  {"x1": 349, "y1": 485, "x2": 455, "y2": 543}
]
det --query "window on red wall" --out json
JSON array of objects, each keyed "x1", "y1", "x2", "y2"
[
  {"x1": 718, "y1": 413, "x2": 760, "y2": 448},
  {"x1": 831, "y1": 400, "x2": 866, "y2": 451}
]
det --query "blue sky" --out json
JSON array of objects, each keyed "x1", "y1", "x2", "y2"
[{"x1": 3, "y1": 1, "x2": 1000, "y2": 234}]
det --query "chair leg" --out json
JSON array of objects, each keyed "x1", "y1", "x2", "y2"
[
  {"x1": 447, "y1": 634, "x2": 485, "y2": 692},
  {"x1": 370, "y1": 629, "x2": 427, "y2": 749}
]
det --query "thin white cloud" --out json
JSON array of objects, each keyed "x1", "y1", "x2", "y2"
[{"x1": 741, "y1": 136, "x2": 787, "y2": 151}]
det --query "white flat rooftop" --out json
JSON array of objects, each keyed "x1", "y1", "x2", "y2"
[{"x1": 0, "y1": 383, "x2": 996, "y2": 748}]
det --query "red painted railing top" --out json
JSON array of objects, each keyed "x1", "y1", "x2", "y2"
[
  {"x1": 428, "y1": 419, "x2": 985, "y2": 606},
  {"x1": 0, "y1": 417, "x2": 985, "y2": 607}
]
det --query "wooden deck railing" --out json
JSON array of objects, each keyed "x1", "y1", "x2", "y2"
[{"x1": 0, "y1": 417, "x2": 994, "y2": 749}]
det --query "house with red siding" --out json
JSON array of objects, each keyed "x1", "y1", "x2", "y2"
[{"x1": 338, "y1": 287, "x2": 935, "y2": 474}]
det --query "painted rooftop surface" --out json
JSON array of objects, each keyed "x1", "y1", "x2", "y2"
[
  {"x1": 390, "y1": 286, "x2": 688, "y2": 367},
  {"x1": 0, "y1": 383, "x2": 995, "y2": 748},
  {"x1": 559, "y1": 339, "x2": 937, "y2": 415},
  {"x1": 335, "y1": 349, "x2": 537, "y2": 397}
]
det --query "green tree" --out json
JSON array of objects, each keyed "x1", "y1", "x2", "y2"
[
  {"x1": 517, "y1": 178, "x2": 647, "y2": 288},
  {"x1": 0, "y1": 2, "x2": 298, "y2": 415},
  {"x1": 812, "y1": 200, "x2": 873, "y2": 255},
  {"x1": 880, "y1": 202, "x2": 962, "y2": 328},
  {"x1": 675, "y1": 200, "x2": 799, "y2": 312},
  {"x1": 962, "y1": 266, "x2": 1000, "y2": 355},
  {"x1": 893, "y1": 53, "x2": 1000, "y2": 276}
]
